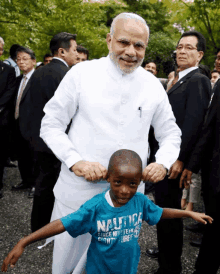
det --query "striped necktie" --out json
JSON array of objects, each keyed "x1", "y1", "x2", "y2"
[{"x1": 15, "y1": 75, "x2": 27, "y2": 119}]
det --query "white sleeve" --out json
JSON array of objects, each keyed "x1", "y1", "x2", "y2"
[
  {"x1": 40, "y1": 69, "x2": 83, "y2": 168},
  {"x1": 152, "y1": 91, "x2": 182, "y2": 169}
]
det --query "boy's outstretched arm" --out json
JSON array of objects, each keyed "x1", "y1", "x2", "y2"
[
  {"x1": 162, "y1": 208, "x2": 213, "y2": 225},
  {"x1": 1, "y1": 219, "x2": 65, "y2": 272}
]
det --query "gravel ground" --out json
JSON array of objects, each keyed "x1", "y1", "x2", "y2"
[{"x1": 0, "y1": 166, "x2": 219, "y2": 274}]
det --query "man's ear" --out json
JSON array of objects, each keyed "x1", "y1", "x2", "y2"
[
  {"x1": 106, "y1": 33, "x2": 112, "y2": 51},
  {"x1": 57, "y1": 48, "x2": 65, "y2": 57},
  {"x1": 198, "y1": 51, "x2": 204, "y2": 63}
]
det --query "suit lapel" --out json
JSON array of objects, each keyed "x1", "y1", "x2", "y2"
[
  {"x1": 167, "y1": 68, "x2": 199, "y2": 96},
  {"x1": 0, "y1": 61, "x2": 4, "y2": 74}
]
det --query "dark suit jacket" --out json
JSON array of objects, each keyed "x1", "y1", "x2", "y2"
[
  {"x1": 186, "y1": 80, "x2": 220, "y2": 194},
  {"x1": 167, "y1": 68, "x2": 211, "y2": 165},
  {"x1": 0, "y1": 61, "x2": 16, "y2": 126},
  {"x1": 19, "y1": 59, "x2": 69, "y2": 153}
]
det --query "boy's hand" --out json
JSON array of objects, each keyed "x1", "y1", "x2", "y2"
[
  {"x1": 71, "y1": 160, "x2": 107, "y2": 182},
  {"x1": 1, "y1": 241, "x2": 24, "y2": 272},
  {"x1": 189, "y1": 212, "x2": 213, "y2": 225}
]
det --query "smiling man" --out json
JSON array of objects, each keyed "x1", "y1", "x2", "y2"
[
  {"x1": 40, "y1": 13, "x2": 181, "y2": 274},
  {"x1": 146, "y1": 31, "x2": 211, "y2": 274}
]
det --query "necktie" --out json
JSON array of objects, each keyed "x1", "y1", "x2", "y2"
[
  {"x1": 15, "y1": 75, "x2": 27, "y2": 119},
  {"x1": 167, "y1": 70, "x2": 180, "y2": 91}
]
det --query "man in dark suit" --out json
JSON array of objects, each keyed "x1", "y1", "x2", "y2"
[
  {"x1": 11, "y1": 47, "x2": 36, "y2": 197},
  {"x1": 0, "y1": 37, "x2": 16, "y2": 198},
  {"x1": 19, "y1": 32, "x2": 78, "y2": 232},
  {"x1": 180, "y1": 79, "x2": 220, "y2": 274},
  {"x1": 146, "y1": 31, "x2": 211, "y2": 274}
]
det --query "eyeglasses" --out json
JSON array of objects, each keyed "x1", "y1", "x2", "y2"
[
  {"x1": 176, "y1": 45, "x2": 197, "y2": 51},
  {"x1": 16, "y1": 58, "x2": 32, "y2": 62}
]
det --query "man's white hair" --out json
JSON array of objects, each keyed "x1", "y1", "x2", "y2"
[
  {"x1": 110, "y1": 12, "x2": 150, "y2": 42},
  {"x1": 0, "y1": 37, "x2": 4, "y2": 45}
]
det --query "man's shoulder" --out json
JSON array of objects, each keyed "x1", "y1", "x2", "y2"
[
  {"x1": 136, "y1": 67, "x2": 163, "y2": 86},
  {"x1": 33, "y1": 60, "x2": 69, "y2": 80},
  {"x1": 70, "y1": 57, "x2": 107, "y2": 75},
  {"x1": 0, "y1": 61, "x2": 15, "y2": 73}
]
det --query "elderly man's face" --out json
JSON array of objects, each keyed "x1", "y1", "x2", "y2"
[
  {"x1": 107, "y1": 18, "x2": 148, "y2": 74},
  {"x1": 0, "y1": 43, "x2": 4, "y2": 57},
  {"x1": 176, "y1": 36, "x2": 203, "y2": 71},
  {"x1": 215, "y1": 51, "x2": 220, "y2": 73}
]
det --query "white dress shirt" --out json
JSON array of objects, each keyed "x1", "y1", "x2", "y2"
[
  {"x1": 178, "y1": 66, "x2": 198, "y2": 81},
  {"x1": 40, "y1": 56, "x2": 181, "y2": 209}
]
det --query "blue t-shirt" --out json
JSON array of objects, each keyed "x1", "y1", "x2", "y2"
[{"x1": 61, "y1": 192, "x2": 163, "y2": 274}]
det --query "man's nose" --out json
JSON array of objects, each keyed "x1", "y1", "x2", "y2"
[{"x1": 125, "y1": 44, "x2": 136, "y2": 57}]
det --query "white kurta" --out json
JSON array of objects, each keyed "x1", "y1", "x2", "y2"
[{"x1": 40, "y1": 55, "x2": 181, "y2": 274}]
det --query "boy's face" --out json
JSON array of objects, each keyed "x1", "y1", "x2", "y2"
[{"x1": 107, "y1": 164, "x2": 142, "y2": 207}]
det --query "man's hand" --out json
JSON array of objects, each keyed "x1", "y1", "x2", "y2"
[
  {"x1": 1, "y1": 241, "x2": 24, "y2": 272},
  {"x1": 189, "y1": 212, "x2": 213, "y2": 225},
  {"x1": 168, "y1": 160, "x2": 183, "y2": 180},
  {"x1": 179, "y1": 168, "x2": 193, "y2": 189},
  {"x1": 71, "y1": 160, "x2": 108, "y2": 182},
  {"x1": 142, "y1": 163, "x2": 167, "y2": 183}
]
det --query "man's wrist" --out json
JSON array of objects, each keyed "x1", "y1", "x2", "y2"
[{"x1": 159, "y1": 164, "x2": 168, "y2": 174}]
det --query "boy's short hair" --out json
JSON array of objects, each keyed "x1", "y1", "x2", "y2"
[{"x1": 108, "y1": 149, "x2": 142, "y2": 174}]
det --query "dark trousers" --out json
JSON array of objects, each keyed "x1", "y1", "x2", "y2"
[
  {"x1": 194, "y1": 191, "x2": 220, "y2": 274},
  {"x1": 0, "y1": 126, "x2": 10, "y2": 189},
  {"x1": 15, "y1": 120, "x2": 35, "y2": 187},
  {"x1": 154, "y1": 175, "x2": 183, "y2": 274},
  {"x1": 31, "y1": 152, "x2": 61, "y2": 232}
]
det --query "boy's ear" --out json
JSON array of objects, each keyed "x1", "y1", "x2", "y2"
[{"x1": 106, "y1": 172, "x2": 110, "y2": 182}]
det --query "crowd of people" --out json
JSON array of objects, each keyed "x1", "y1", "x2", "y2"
[{"x1": 0, "y1": 11, "x2": 220, "y2": 274}]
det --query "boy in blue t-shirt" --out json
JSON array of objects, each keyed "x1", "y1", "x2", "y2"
[{"x1": 2, "y1": 149, "x2": 213, "y2": 273}]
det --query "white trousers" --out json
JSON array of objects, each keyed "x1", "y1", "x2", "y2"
[{"x1": 50, "y1": 199, "x2": 91, "y2": 274}]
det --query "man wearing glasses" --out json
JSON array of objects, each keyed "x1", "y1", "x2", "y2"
[
  {"x1": 11, "y1": 46, "x2": 36, "y2": 198},
  {"x1": 146, "y1": 31, "x2": 211, "y2": 274},
  {"x1": 0, "y1": 37, "x2": 16, "y2": 199}
]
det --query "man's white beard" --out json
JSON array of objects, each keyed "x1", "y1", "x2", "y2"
[{"x1": 109, "y1": 51, "x2": 144, "y2": 74}]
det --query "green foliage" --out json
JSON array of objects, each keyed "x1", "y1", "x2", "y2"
[{"x1": 0, "y1": 0, "x2": 177, "y2": 75}]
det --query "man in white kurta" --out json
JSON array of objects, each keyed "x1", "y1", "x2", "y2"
[{"x1": 40, "y1": 13, "x2": 181, "y2": 274}]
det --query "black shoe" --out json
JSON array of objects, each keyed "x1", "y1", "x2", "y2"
[
  {"x1": 185, "y1": 222, "x2": 205, "y2": 233},
  {"x1": 190, "y1": 238, "x2": 202, "y2": 247},
  {"x1": 11, "y1": 182, "x2": 29, "y2": 191},
  {"x1": 0, "y1": 189, "x2": 3, "y2": 198},
  {"x1": 5, "y1": 160, "x2": 17, "y2": 168},
  {"x1": 146, "y1": 247, "x2": 159, "y2": 258},
  {"x1": 28, "y1": 187, "x2": 35, "y2": 198}
]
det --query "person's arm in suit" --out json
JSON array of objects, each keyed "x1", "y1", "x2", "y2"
[
  {"x1": 179, "y1": 81, "x2": 219, "y2": 186},
  {"x1": 0, "y1": 66, "x2": 16, "y2": 108},
  {"x1": 169, "y1": 74, "x2": 211, "y2": 179}
]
